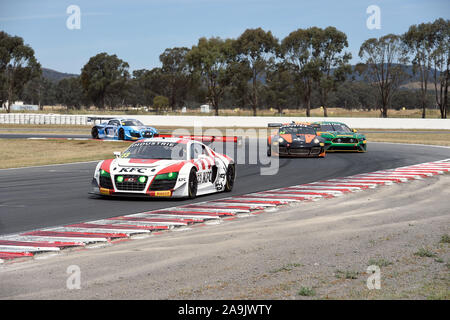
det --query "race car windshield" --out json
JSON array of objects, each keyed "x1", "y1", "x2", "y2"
[
  {"x1": 121, "y1": 141, "x2": 187, "y2": 160},
  {"x1": 332, "y1": 124, "x2": 352, "y2": 132},
  {"x1": 121, "y1": 120, "x2": 144, "y2": 127},
  {"x1": 280, "y1": 126, "x2": 316, "y2": 135},
  {"x1": 318, "y1": 124, "x2": 334, "y2": 132}
]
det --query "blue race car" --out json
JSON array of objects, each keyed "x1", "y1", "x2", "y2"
[{"x1": 90, "y1": 118, "x2": 159, "y2": 141}]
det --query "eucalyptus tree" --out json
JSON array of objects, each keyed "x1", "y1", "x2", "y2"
[
  {"x1": 358, "y1": 34, "x2": 409, "y2": 118},
  {"x1": 429, "y1": 18, "x2": 449, "y2": 118},
  {"x1": 312, "y1": 26, "x2": 352, "y2": 117},
  {"x1": 55, "y1": 77, "x2": 84, "y2": 110},
  {"x1": 80, "y1": 52, "x2": 130, "y2": 109},
  {"x1": 0, "y1": 31, "x2": 41, "y2": 112},
  {"x1": 234, "y1": 28, "x2": 279, "y2": 116},
  {"x1": 159, "y1": 47, "x2": 191, "y2": 111},
  {"x1": 403, "y1": 22, "x2": 435, "y2": 118},
  {"x1": 264, "y1": 62, "x2": 293, "y2": 115},
  {"x1": 187, "y1": 37, "x2": 234, "y2": 115},
  {"x1": 281, "y1": 28, "x2": 320, "y2": 117}
]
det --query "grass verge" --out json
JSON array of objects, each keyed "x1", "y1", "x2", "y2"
[{"x1": 0, "y1": 139, "x2": 131, "y2": 169}]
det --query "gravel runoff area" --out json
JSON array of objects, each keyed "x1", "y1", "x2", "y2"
[{"x1": 0, "y1": 174, "x2": 449, "y2": 300}]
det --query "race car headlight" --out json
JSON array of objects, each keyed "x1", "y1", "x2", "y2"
[
  {"x1": 320, "y1": 143, "x2": 324, "y2": 147},
  {"x1": 100, "y1": 169, "x2": 110, "y2": 178},
  {"x1": 278, "y1": 137, "x2": 285, "y2": 144},
  {"x1": 155, "y1": 172, "x2": 178, "y2": 180},
  {"x1": 313, "y1": 138, "x2": 320, "y2": 144},
  {"x1": 363, "y1": 140, "x2": 367, "y2": 144},
  {"x1": 138, "y1": 176, "x2": 147, "y2": 183}
]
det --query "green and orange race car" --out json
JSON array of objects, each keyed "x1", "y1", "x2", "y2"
[
  {"x1": 267, "y1": 122, "x2": 326, "y2": 157},
  {"x1": 314, "y1": 121, "x2": 367, "y2": 152}
]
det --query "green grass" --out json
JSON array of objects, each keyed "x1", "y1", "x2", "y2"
[
  {"x1": 269, "y1": 263, "x2": 303, "y2": 274},
  {"x1": 414, "y1": 247, "x2": 437, "y2": 258},
  {"x1": 439, "y1": 234, "x2": 450, "y2": 244},
  {"x1": 0, "y1": 138, "x2": 131, "y2": 169},
  {"x1": 297, "y1": 287, "x2": 316, "y2": 297},
  {"x1": 368, "y1": 258, "x2": 393, "y2": 268},
  {"x1": 334, "y1": 269, "x2": 359, "y2": 279}
]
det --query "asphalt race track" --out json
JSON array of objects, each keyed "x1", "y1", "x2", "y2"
[{"x1": 1, "y1": 139, "x2": 449, "y2": 236}]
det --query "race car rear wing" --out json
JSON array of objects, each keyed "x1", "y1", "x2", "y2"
[
  {"x1": 268, "y1": 122, "x2": 321, "y2": 129},
  {"x1": 87, "y1": 116, "x2": 116, "y2": 124}
]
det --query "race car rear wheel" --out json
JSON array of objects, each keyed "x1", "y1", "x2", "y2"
[
  {"x1": 187, "y1": 168, "x2": 198, "y2": 199},
  {"x1": 91, "y1": 127, "x2": 99, "y2": 139},
  {"x1": 118, "y1": 129, "x2": 125, "y2": 140},
  {"x1": 224, "y1": 164, "x2": 235, "y2": 192}
]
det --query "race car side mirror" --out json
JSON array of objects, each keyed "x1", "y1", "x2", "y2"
[{"x1": 113, "y1": 151, "x2": 121, "y2": 158}]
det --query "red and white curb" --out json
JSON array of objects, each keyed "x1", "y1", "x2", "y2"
[{"x1": 1, "y1": 158, "x2": 449, "y2": 263}]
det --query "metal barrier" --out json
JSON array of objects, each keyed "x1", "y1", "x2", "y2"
[
  {"x1": 0, "y1": 113, "x2": 449, "y2": 129},
  {"x1": 0, "y1": 114, "x2": 90, "y2": 125}
]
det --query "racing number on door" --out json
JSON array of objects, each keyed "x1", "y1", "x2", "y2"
[
  {"x1": 191, "y1": 143, "x2": 213, "y2": 185},
  {"x1": 197, "y1": 171, "x2": 212, "y2": 184}
]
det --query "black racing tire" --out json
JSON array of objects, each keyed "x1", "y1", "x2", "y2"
[
  {"x1": 187, "y1": 168, "x2": 198, "y2": 199},
  {"x1": 224, "y1": 164, "x2": 235, "y2": 192},
  {"x1": 91, "y1": 127, "x2": 99, "y2": 139},
  {"x1": 118, "y1": 129, "x2": 125, "y2": 140}
]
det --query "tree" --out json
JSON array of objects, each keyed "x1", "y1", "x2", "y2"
[
  {"x1": 159, "y1": 47, "x2": 191, "y2": 111},
  {"x1": 55, "y1": 77, "x2": 84, "y2": 110},
  {"x1": 187, "y1": 37, "x2": 234, "y2": 115},
  {"x1": 358, "y1": 34, "x2": 409, "y2": 117},
  {"x1": 225, "y1": 60, "x2": 253, "y2": 110},
  {"x1": 153, "y1": 95, "x2": 169, "y2": 113},
  {"x1": 80, "y1": 52, "x2": 129, "y2": 109},
  {"x1": 234, "y1": 28, "x2": 279, "y2": 116},
  {"x1": 0, "y1": 31, "x2": 41, "y2": 112},
  {"x1": 312, "y1": 27, "x2": 352, "y2": 117},
  {"x1": 429, "y1": 18, "x2": 449, "y2": 119},
  {"x1": 22, "y1": 76, "x2": 57, "y2": 109},
  {"x1": 281, "y1": 28, "x2": 321, "y2": 116},
  {"x1": 264, "y1": 62, "x2": 292, "y2": 115},
  {"x1": 403, "y1": 21, "x2": 435, "y2": 118}
]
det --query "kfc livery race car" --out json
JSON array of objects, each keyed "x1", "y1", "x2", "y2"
[
  {"x1": 91, "y1": 118, "x2": 158, "y2": 141},
  {"x1": 314, "y1": 121, "x2": 367, "y2": 152},
  {"x1": 90, "y1": 137, "x2": 235, "y2": 199},
  {"x1": 267, "y1": 122, "x2": 326, "y2": 157}
]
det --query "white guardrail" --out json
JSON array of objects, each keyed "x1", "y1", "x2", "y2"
[{"x1": 0, "y1": 113, "x2": 449, "y2": 129}]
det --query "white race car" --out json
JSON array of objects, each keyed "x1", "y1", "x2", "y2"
[{"x1": 90, "y1": 137, "x2": 236, "y2": 199}]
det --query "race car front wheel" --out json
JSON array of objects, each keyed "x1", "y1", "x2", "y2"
[
  {"x1": 187, "y1": 168, "x2": 198, "y2": 199},
  {"x1": 118, "y1": 129, "x2": 125, "y2": 140},
  {"x1": 224, "y1": 164, "x2": 235, "y2": 192}
]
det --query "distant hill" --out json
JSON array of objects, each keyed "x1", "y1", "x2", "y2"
[
  {"x1": 42, "y1": 68, "x2": 78, "y2": 82},
  {"x1": 348, "y1": 64, "x2": 440, "y2": 83}
]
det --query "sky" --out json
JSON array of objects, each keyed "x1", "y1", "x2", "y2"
[{"x1": 0, "y1": 0, "x2": 448, "y2": 74}]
